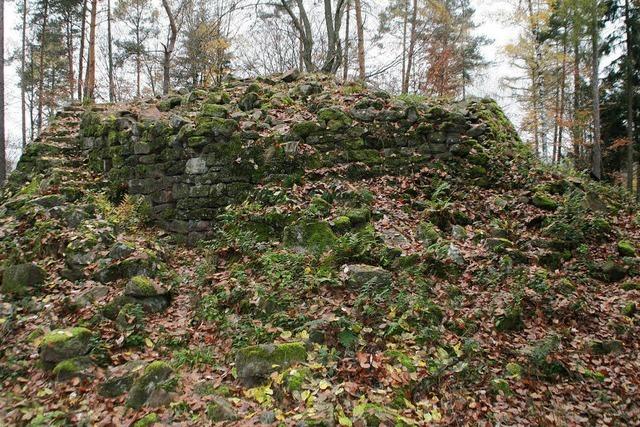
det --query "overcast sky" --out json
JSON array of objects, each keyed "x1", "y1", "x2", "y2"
[{"x1": 2, "y1": 0, "x2": 523, "y2": 162}]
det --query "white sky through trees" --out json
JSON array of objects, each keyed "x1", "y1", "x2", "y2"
[{"x1": 1, "y1": 0, "x2": 520, "y2": 165}]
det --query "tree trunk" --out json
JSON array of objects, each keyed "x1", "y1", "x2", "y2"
[
  {"x1": 280, "y1": 0, "x2": 314, "y2": 72},
  {"x1": 37, "y1": 0, "x2": 49, "y2": 132},
  {"x1": 108, "y1": 0, "x2": 115, "y2": 102},
  {"x1": 323, "y1": 0, "x2": 336, "y2": 72},
  {"x1": 298, "y1": 31, "x2": 303, "y2": 71},
  {"x1": 78, "y1": 0, "x2": 87, "y2": 100},
  {"x1": 572, "y1": 9, "x2": 582, "y2": 161},
  {"x1": 625, "y1": 0, "x2": 635, "y2": 192},
  {"x1": 161, "y1": 0, "x2": 178, "y2": 95},
  {"x1": 21, "y1": 0, "x2": 27, "y2": 149},
  {"x1": 343, "y1": 0, "x2": 350, "y2": 82},
  {"x1": 0, "y1": 0, "x2": 6, "y2": 185},
  {"x1": 401, "y1": 0, "x2": 408, "y2": 92},
  {"x1": 136, "y1": 26, "x2": 141, "y2": 98},
  {"x1": 29, "y1": 61, "x2": 34, "y2": 140},
  {"x1": 558, "y1": 32, "x2": 568, "y2": 163},
  {"x1": 66, "y1": 15, "x2": 74, "y2": 100},
  {"x1": 84, "y1": 0, "x2": 97, "y2": 101},
  {"x1": 145, "y1": 62, "x2": 156, "y2": 96},
  {"x1": 590, "y1": 0, "x2": 602, "y2": 179},
  {"x1": 402, "y1": 0, "x2": 417, "y2": 94},
  {"x1": 354, "y1": 0, "x2": 365, "y2": 80},
  {"x1": 320, "y1": 0, "x2": 347, "y2": 73},
  {"x1": 552, "y1": 70, "x2": 560, "y2": 164},
  {"x1": 527, "y1": 1, "x2": 539, "y2": 156}
]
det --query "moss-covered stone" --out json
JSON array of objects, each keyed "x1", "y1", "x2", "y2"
[
  {"x1": 52, "y1": 356, "x2": 94, "y2": 381},
  {"x1": 206, "y1": 396, "x2": 238, "y2": 422},
  {"x1": 332, "y1": 216, "x2": 352, "y2": 232},
  {"x1": 124, "y1": 276, "x2": 167, "y2": 297},
  {"x1": 532, "y1": 192, "x2": 558, "y2": 211},
  {"x1": 617, "y1": 240, "x2": 636, "y2": 257},
  {"x1": 622, "y1": 302, "x2": 637, "y2": 317},
  {"x1": 40, "y1": 327, "x2": 93, "y2": 365},
  {"x1": 469, "y1": 165, "x2": 487, "y2": 178},
  {"x1": 133, "y1": 413, "x2": 159, "y2": 427},
  {"x1": 157, "y1": 96, "x2": 182, "y2": 112},
  {"x1": 194, "y1": 117, "x2": 238, "y2": 138},
  {"x1": 126, "y1": 361, "x2": 174, "y2": 409},
  {"x1": 94, "y1": 256, "x2": 161, "y2": 284},
  {"x1": 235, "y1": 342, "x2": 307, "y2": 386},
  {"x1": 283, "y1": 367, "x2": 311, "y2": 392},
  {"x1": 283, "y1": 220, "x2": 337, "y2": 253},
  {"x1": 200, "y1": 103, "x2": 228, "y2": 118},
  {"x1": 589, "y1": 217, "x2": 612, "y2": 237},
  {"x1": 317, "y1": 107, "x2": 352, "y2": 131},
  {"x1": 291, "y1": 121, "x2": 321, "y2": 139},
  {"x1": 594, "y1": 261, "x2": 627, "y2": 283},
  {"x1": 417, "y1": 222, "x2": 441, "y2": 245},
  {"x1": 345, "y1": 208, "x2": 371, "y2": 226},
  {"x1": 468, "y1": 151, "x2": 490, "y2": 166},
  {"x1": 1, "y1": 263, "x2": 46, "y2": 297},
  {"x1": 344, "y1": 264, "x2": 393, "y2": 288},
  {"x1": 208, "y1": 91, "x2": 231, "y2": 105},
  {"x1": 99, "y1": 360, "x2": 147, "y2": 397},
  {"x1": 239, "y1": 92, "x2": 261, "y2": 111}
]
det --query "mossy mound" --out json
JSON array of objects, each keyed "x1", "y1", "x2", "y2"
[
  {"x1": 235, "y1": 342, "x2": 307, "y2": 386},
  {"x1": 283, "y1": 220, "x2": 337, "y2": 253}
]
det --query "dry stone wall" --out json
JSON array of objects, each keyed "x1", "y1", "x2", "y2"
[{"x1": 79, "y1": 75, "x2": 518, "y2": 242}]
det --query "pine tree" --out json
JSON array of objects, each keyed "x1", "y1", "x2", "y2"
[{"x1": 114, "y1": 0, "x2": 159, "y2": 98}]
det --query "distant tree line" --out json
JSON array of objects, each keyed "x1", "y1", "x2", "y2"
[{"x1": 504, "y1": 0, "x2": 639, "y2": 194}]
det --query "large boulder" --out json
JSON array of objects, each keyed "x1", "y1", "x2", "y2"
[
  {"x1": 1, "y1": 263, "x2": 46, "y2": 297},
  {"x1": 235, "y1": 342, "x2": 307, "y2": 386},
  {"x1": 39, "y1": 327, "x2": 93, "y2": 366}
]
